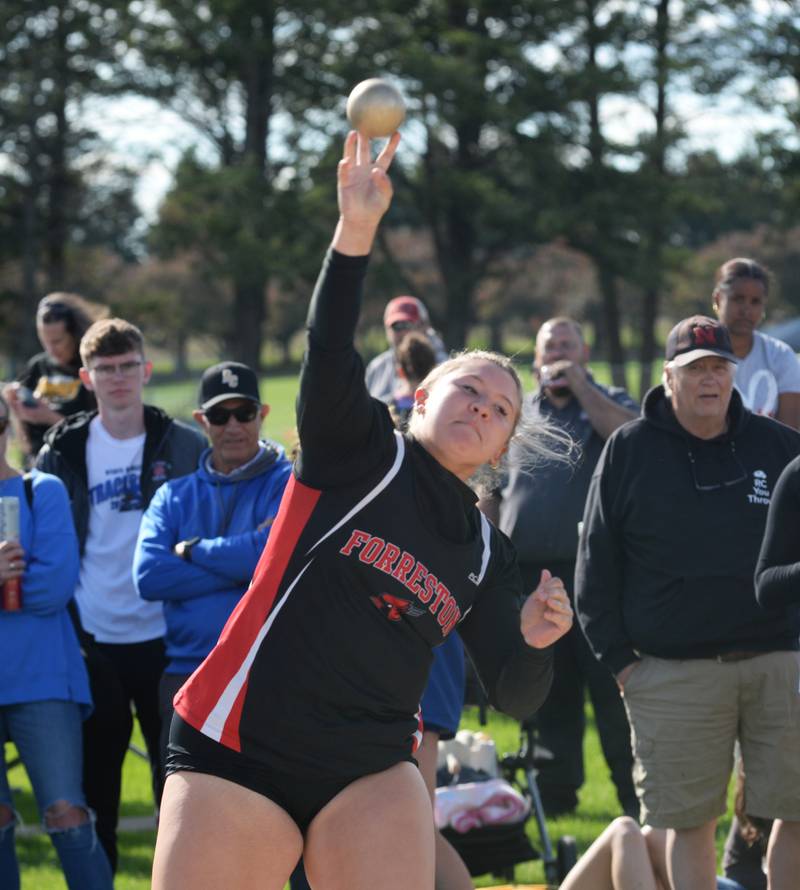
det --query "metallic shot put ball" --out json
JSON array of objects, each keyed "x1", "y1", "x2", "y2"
[{"x1": 346, "y1": 78, "x2": 406, "y2": 139}]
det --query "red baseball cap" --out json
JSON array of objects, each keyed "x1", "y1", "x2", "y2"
[{"x1": 384, "y1": 296, "x2": 428, "y2": 327}]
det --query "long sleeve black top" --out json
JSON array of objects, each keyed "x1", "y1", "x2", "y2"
[
  {"x1": 175, "y1": 249, "x2": 552, "y2": 778},
  {"x1": 755, "y1": 453, "x2": 800, "y2": 611}
]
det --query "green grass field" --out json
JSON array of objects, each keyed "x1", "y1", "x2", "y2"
[
  {"x1": 10, "y1": 706, "x2": 737, "y2": 888},
  {"x1": 9, "y1": 369, "x2": 735, "y2": 887}
]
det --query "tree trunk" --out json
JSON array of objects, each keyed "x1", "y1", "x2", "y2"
[
  {"x1": 487, "y1": 317, "x2": 503, "y2": 353},
  {"x1": 21, "y1": 163, "x2": 42, "y2": 361},
  {"x1": 585, "y1": 0, "x2": 626, "y2": 388},
  {"x1": 639, "y1": 285, "x2": 658, "y2": 397},
  {"x1": 46, "y1": 0, "x2": 69, "y2": 288},
  {"x1": 228, "y1": 278, "x2": 267, "y2": 371},
  {"x1": 223, "y1": 11, "x2": 274, "y2": 373},
  {"x1": 598, "y1": 265, "x2": 627, "y2": 388},
  {"x1": 637, "y1": 0, "x2": 670, "y2": 401},
  {"x1": 174, "y1": 331, "x2": 189, "y2": 376},
  {"x1": 440, "y1": 205, "x2": 476, "y2": 350}
]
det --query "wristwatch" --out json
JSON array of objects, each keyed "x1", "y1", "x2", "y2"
[{"x1": 174, "y1": 536, "x2": 201, "y2": 562}]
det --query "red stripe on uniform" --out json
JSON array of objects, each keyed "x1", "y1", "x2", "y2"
[
  {"x1": 174, "y1": 475, "x2": 321, "y2": 746},
  {"x1": 412, "y1": 707, "x2": 424, "y2": 753}
]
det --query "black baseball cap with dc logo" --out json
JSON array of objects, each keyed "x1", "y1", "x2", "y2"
[{"x1": 198, "y1": 361, "x2": 262, "y2": 410}]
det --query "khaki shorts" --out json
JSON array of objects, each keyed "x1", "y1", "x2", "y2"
[{"x1": 622, "y1": 651, "x2": 800, "y2": 829}]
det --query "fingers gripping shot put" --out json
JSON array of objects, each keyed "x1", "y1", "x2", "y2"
[{"x1": 152, "y1": 131, "x2": 573, "y2": 890}]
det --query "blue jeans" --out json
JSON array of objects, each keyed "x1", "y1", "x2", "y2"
[
  {"x1": 717, "y1": 879, "x2": 748, "y2": 890},
  {"x1": 0, "y1": 700, "x2": 112, "y2": 890}
]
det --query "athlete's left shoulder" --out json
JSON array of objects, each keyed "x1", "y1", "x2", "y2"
[{"x1": 481, "y1": 515, "x2": 519, "y2": 575}]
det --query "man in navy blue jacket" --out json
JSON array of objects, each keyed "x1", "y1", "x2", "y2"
[{"x1": 133, "y1": 361, "x2": 292, "y2": 774}]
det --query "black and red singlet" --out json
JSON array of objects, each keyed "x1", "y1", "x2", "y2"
[{"x1": 174, "y1": 250, "x2": 553, "y2": 782}]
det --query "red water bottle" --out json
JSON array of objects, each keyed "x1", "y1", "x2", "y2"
[{"x1": 1, "y1": 496, "x2": 21, "y2": 611}]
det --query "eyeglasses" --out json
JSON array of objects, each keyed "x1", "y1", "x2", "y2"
[
  {"x1": 204, "y1": 403, "x2": 259, "y2": 426},
  {"x1": 687, "y1": 442, "x2": 748, "y2": 492},
  {"x1": 0, "y1": 417, "x2": 9, "y2": 435},
  {"x1": 89, "y1": 360, "x2": 144, "y2": 379},
  {"x1": 390, "y1": 321, "x2": 415, "y2": 333}
]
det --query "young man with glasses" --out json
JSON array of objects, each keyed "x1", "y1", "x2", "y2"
[
  {"x1": 36, "y1": 317, "x2": 206, "y2": 874},
  {"x1": 365, "y1": 295, "x2": 447, "y2": 404},
  {"x1": 576, "y1": 316, "x2": 800, "y2": 890},
  {"x1": 132, "y1": 361, "x2": 291, "y2": 779}
]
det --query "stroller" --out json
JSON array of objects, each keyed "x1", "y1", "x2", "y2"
[{"x1": 438, "y1": 718, "x2": 578, "y2": 888}]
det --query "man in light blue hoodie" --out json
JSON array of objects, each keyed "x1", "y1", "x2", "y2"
[{"x1": 133, "y1": 361, "x2": 292, "y2": 773}]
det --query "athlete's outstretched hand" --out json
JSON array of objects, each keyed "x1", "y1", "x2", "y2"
[
  {"x1": 520, "y1": 569, "x2": 573, "y2": 649},
  {"x1": 333, "y1": 130, "x2": 400, "y2": 256}
]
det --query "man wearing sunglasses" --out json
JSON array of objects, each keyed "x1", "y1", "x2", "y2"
[
  {"x1": 576, "y1": 316, "x2": 800, "y2": 890},
  {"x1": 35, "y1": 317, "x2": 207, "y2": 874},
  {"x1": 133, "y1": 361, "x2": 292, "y2": 783},
  {"x1": 365, "y1": 295, "x2": 447, "y2": 404}
]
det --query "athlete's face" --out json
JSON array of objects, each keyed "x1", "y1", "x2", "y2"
[
  {"x1": 713, "y1": 278, "x2": 766, "y2": 338},
  {"x1": 193, "y1": 397, "x2": 270, "y2": 475},
  {"x1": 665, "y1": 355, "x2": 735, "y2": 433},
  {"x1": 412, "y1": 359, "x2": 520, "y2": 480}
]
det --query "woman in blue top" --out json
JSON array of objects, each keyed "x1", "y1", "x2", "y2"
[{"x1": 0, "y1": 395, "x2": 112, "y2": 890}]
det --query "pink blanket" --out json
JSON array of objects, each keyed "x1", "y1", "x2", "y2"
[{"x1": 434, "y1": 778, "x2": 530, "y2": 833}]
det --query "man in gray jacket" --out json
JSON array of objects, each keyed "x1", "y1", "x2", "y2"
[
  {"x1": 365, "y1": 295, "x2": 446, "y2": 403},
  {"x1": 489, "y1": 316, "x2": 638, "y2": 817}
]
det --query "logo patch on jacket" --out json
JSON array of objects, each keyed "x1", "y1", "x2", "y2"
[
  {"x1": 340, "y1": 528, "x2": 462, "y2": 634},
  {"x1": 747, "y1": 469, "x2": 771, "y2": 505},
  {"x1": 151, "y1": 460, "x2": 172, "y2": 483},
  {"x1": 370, "y1": 593, "x2": 425, "y2": 621}
]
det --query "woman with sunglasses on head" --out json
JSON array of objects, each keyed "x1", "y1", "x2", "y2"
[
  {"x1": 712, "y1": 258, "x2": 800, "y2": 429},
  {"x1": 0, "y1": 394, "x2": 112, "y2": 890},
  {"x1": 151, "y1": 131, "x2": 573, "y2": 890},
  {"x1": 4, "y1": 293, "x2": 108, "y2": 462}
]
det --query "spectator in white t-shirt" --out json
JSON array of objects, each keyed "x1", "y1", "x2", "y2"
[
  {"x1": 36, "y1": 318, "x2": 206, "y2": 873},
  {"x1": 712, "y1": 257, "x2": 800, "y2": 428}
]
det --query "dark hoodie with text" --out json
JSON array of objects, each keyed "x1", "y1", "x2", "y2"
[{"x1": 575, "y1": 385, "x2": 800, "y2": 675}]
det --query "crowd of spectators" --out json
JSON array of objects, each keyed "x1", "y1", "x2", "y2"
[{"x1": 1, "y1": 253, "x2": 798, "y2": 890}]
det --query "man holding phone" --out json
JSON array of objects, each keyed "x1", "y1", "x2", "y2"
[{"x1": 488, "y1": 316, "x2": 639, "y2": 817}]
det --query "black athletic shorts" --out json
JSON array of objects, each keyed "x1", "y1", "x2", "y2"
[{"x1": 166, "y1": 713, "x2": 415, "y2": 833}]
